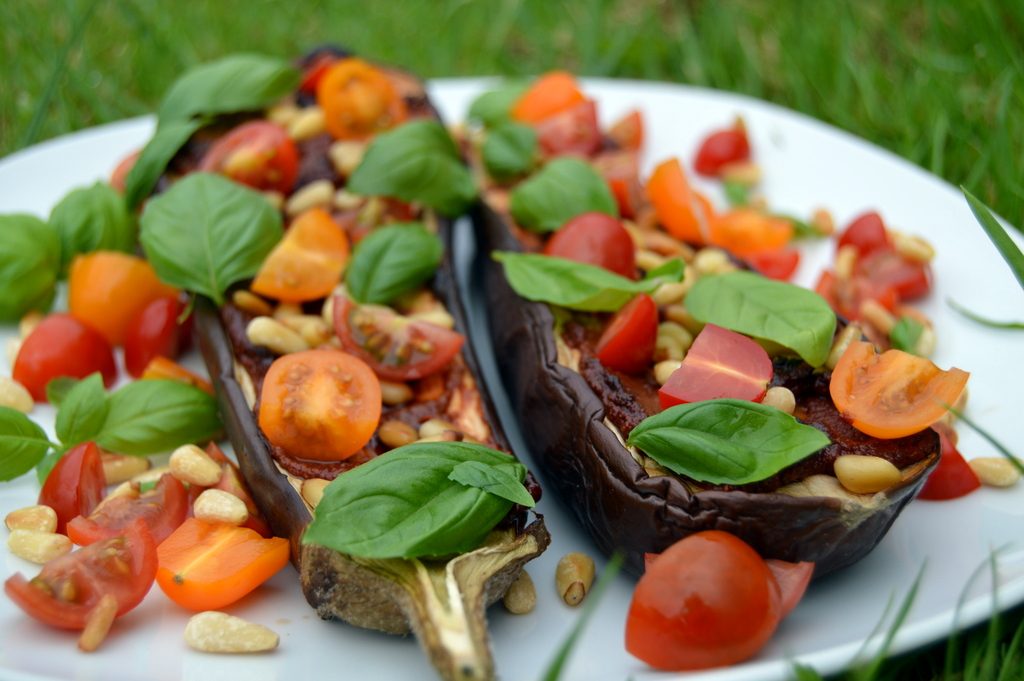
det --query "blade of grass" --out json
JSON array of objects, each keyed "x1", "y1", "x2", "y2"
[
  {"x1": 962, "y1": 187, "x2": 1024, "y2": 290},
  {"x1": 947, "y1": 406, "x2": 1024, "y2": 476},
  {"x1": 947, "y1": 298, "x2": 1024, "y2": 330},
  {"x1": 850, "y1": 564, "x2": 925, "y2": 681}
]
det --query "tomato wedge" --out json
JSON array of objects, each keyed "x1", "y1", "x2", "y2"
[
  {"x1": 251, "y1": 208, "x2": 350, "y2": 303},
  {"x1": 141, "y1": 357, "x2": 214, "y2": 396},
  {"x1": 39, "y1": 442, "x2": 105, "y2": 535},
  {"x1": 543, "y1": 212, "x2": 636, "y2": 279},
  {"x1": 710, "y1": 209, "x2": 793, "y2": 257},
  {"x1": 13, "y1": 314, "x2": 117, "y2": 401},
  {"x1": 918, "y1": 425, "x2": 980, "y2": 501},
  {"x1": 694, "y1": 122, "x2": 751, "y2": 177},
  {"x1": 838, "y1": 211, "x2": 890, "y2": 257},
  {"x1": 198, "y1": 121, "x2": 299, "y2": 194},
  {"x1": 511, "y1": 71, "x2": 586, "y2": 124},
  {"x1": 317, "y1": 58, "x2": 408, "y2": 139},
  {"x1": 830, "y1": 341, "x2": 969, "y2": 439},
  {"x1": 595, "y1": 294, "x2": 658, "y2": 374},
  {"x1": 156, "y1": 518, "x2": 289, "y2": 611},
  {"x1": 123, "y1": 295, "x2": 187, "y2": 378},
  {"x1": 592, "y1": 150, "x2": 643, "y2": 219},
  {"x1": 746, "y1": 248, "x2": 800, "y2": 281},
  {"x1": 534, "y1": 99, "x2": 602, "y2": 157},
  {"x1": 67, "y1": 474, "x2": 188, "y2": 546},
  {"x1": 608, "y1": 109, "x2": 644, "y2": 151},
  {"x1": 856, "y1": 249, "x2": 931, "y2": 302},
  {"x1": 109, "y1": 150, "x2": 139, "y2": 194},
  {"x1": 646, "y1": 158, "x2": 716, "y2": 245}
]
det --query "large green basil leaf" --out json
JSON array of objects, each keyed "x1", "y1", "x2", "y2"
[
  {"x1": 467, "y1": 81, "x2": 529, "y2": 127},
  {"x1": 96, "y1": 379, "x2": 221, "y2": 455},
  {"x1": 55, "y1": 373, "x2": 109, "y2": 448},
  {"x1": 303, "y1": 442, "x2": 526, "y2": 559},
  {"x1": 483, "y1": 122, "x2": 538, "y2": 181},
  {"x1": 345, "y1": 223, "x2": 443, "y2": 305},
  {"x1": 493, "y1": 252, "x2": 684, "y2": 312},
  {"x1": 347, "y1": 120, "x2": 477, "y2": 217},
  {"x1": 140, "y1": 173, "x2": 282, "y2": 305},
  {"x1": 124, "y1": 118, "x2": 205, "y2": 210},
  {"x1": 0, "y1": 407, "x2": 53, "y2": 482},
  {"x1": 50, "y1": 182, "x2": 135, "y2": 275},
  {"x1": 449, "y1": 460, "x2": 535, "y2": 507},
  {"x1": 627, "y1": 399, "x2": 831, "y2": 485},
  {"x1": 508, "y1": 158, "x2": 618, "y2": 233},
  {"x1": 685, "y1": 271, "x2": 837, "y2": 367},
  {"x1": 0, "y1": 214, "x2": 59, "y2": 322}
]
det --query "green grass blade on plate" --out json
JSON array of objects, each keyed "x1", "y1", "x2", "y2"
[
  {"x1": 962, "y1": 187, "x2": 1024, "y2": 291},
  {"x1": 946, "y1": 406, "x2": 1024, "y2": 477},
  {"x1": 848, "y1": 564, "x2": 925, "y2": 681},
  {"x1": 946, "y1": 298, "x2": 1024, "y2": 331}
]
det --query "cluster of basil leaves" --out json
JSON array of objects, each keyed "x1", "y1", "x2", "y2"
[{"x1": 466, "y1": 81, "x2": 539, "y2": 184}]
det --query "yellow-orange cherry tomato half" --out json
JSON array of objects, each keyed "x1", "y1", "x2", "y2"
[
  {"x1": 316, "y1": 58, "x2": 408, "y2": 140},
  {"x1": 251, "y1": 208, "x2": 350, "y2": 303}
]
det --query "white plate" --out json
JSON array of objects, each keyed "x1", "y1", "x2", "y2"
[{"x1": 1, "y1": 79, "x2": 1022, "y2": 681}]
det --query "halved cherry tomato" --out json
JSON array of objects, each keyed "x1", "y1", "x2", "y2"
[
  {"x1": 543, "y1": 212, "x2": 636, "y2": 279},
  {"x1": 608, "y1": 109, "x2": 644, "y2": 151},
  {"x1": 856, "y1": 249, "x2": 931, "y2": 301},
  {"x1": 534, "y1": 99, "x2": 602, "y2": 157},
  {"x1": 646, "y1": 158, "x2": 716, "y2": 245},
  {"x1": 595, "y1": 294, "x2": 658, "y2": 374},
  {"x1": 659, "y1": 324, "x2": 773, "y2": 409},
  {"x1": 251, "y1": 208, "x2": 350, "y2": 302},
  {"x1": 317, "y1": 58, "x2": 408, "y2": 140},
  {"x1": 511, "y1": 71, "x2": 586, "y2": 124},
  {"x1": 156, "y1": 518, "x2": 289, "y2": 611},
  {"x1": 141, "y1": 357, "x2": 215, "y2": 396},
  {"x1": 198, "y1": 121, "x2": 299, "y2": 194},
  {"x1": 814, "y1": 270, "x2": 899, "y2": 321},
  {"x1": 5, "y1": 519, "x2": 156, "y2": 629},
  {"x1": 694, "y1": 122, "x2": 751, "y2": 177},
  {"x1": 626, "y1": 531, "x2": 782, "y2": 671},
  {"x1": 109, "y1": 150, "x2": 140, "y2": 193},
  {"x1": 67, "y1": 473, "x2": 187, "y2": 546},
  {"x1": 746, "y1": 248, "x2": 800, "y2": 281},
  {"x1": 68, "y1": 251, "x2": 177, "y2": 347},
  {"x1": 764, "y1": 559, "x2": 814, "y2": 617},
  {"x1": 830, "y1": 341, "x2": 969, "y2": 439},
  {"x1": 13, "y1": 314, "x2": 117, "y2": 401},
  {"x1": 838, "y1": 211, "x2": 890, "y2": 257},
  {"x1": 299, "y1": 53, "x2": 338, "y2": 95},
  {"x1": 38, "y1": 442, "x2": 105, "y2": 535},
  {"x1": 592, "y1": 149, "x2": 643, "y2": 219},
  {"x1": 333, "y1": 296, "x2": 465, "y2": 382},
  {"x1": 710, "y1": 209, "x2": 793, "y2": 257},
  {"x1": 259, "y1": 349, "x2": 381, "y2": 461},
  {"x1": 123, "y1": 295, "x2": 186, "y2": 378},
  {"x1": 918, "y1": 425, "x2": 981, "y2": 501}
]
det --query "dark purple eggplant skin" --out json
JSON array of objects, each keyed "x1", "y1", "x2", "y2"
[{"x1": 471, "y1": 202, "x2": 937, "y2": 578}]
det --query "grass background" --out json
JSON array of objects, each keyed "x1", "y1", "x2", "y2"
[{"x1": 1, "y1": 0, "x2": 1022, "y2": 678}]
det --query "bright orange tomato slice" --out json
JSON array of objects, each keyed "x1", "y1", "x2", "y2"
[
  {"x1": 829, "y1": 341, "x2": 969, "y2": 439},
  {"x1": 68, "y1": 251, "x2": 177, "y2": 347},
  {"x1": 645, "y1": 158, "x2": 716, "y2": 245},
  {"x1": 156, "y1": 518, "x2": 289, "y2": 611},
  {"x1": 141, "y1": 357, "x2": 215, "y2": 396},
  {"x1": 251, "y1": 208, "x2": 350, "y2": 303},
  {"x1": 511, "y1": 71, "x2": 586, "y2": 124},
  {"x1": 710, "y1": 209, "x2": 793, "y2": 257},
  {"x1": 316, "y1": 58, "x2": 408, "y2": 140}
]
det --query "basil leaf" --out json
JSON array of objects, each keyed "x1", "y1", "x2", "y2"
[
  {"x1": 963, "y1": 187, "x2": 1024, "y2": 290},
  {"x1": 0, "y1": 214, "x2": 59, "y2": 322},
  {"x1": 55, "y1": 373, "x2": 109, "y2": 447},
  {"x1": 304, "y1": 442, "x2": 522, "y2": 559},
  {"x1": 785, "y1": 215, "x2": 825, "y2": 240},
  {"x1": 345, "y1": 223, "x2": 443, "y2": 304},
  {"x1": 449, "y1": 460, "x2": 535, "y2": 508},
  {"x1": 482, "y1": 122, "x2": 537, "y2": 181},
  {"x1": 0, "y1": 407, "x2": 53, "y2": 482},
  {"x1": 158, "y1": 53, "x2": 301, "y2": 123},
  {"x1": 627, "y1": 399, "x2": 831, "y2": 485},
  {"x1": 723, "y1": 180, "x2": 750, "y2": 207},
  {"x1": 50, "y1": 182, "x2": 135, "y2": 275},
  {"x1": 889, "y1": 316, "x2": 925, "y2": 354},
  {"x1": 46, "y1": 377, "x2": 81, "y2": 408},
  {"x1": 643, "y1": 258, "x2": 685, "y2": 282},
  {"x1": 140, "y1": 173, "x2": 282, "y2": 305},
  {"x1": 348, "y1": 120, "x2": 477, "y2": 217},
  {"x1": 95, "y1": 379, "x2": 221, "y2": 455},
  {"x1": 124, "y1": 118, "x2": 205, "y2": 210},
  {"x1": 509, "y1": 158, "x2": 618, "y2": 233},
  {"x1": 493, "y1": 252, "x2": 684, "y2": 312},
  {"x1": 685, "y1": 271, "x2": 836, "y2": 367},
  {"x1": 467, "y1": 82, "x2": 529, "y2": 127}
]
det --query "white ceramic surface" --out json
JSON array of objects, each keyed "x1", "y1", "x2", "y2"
[{"x1": 0, "y1": 78, "x2": 1021, "y2": 681}]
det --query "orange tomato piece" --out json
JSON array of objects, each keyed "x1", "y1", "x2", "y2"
[
  {"x1": 511, "y1": 71, "x2": 586, "y2": 124},
  {"x1": 316, "y1": 58, "x2": 408, "y2": 140},
  {"x1": 251, "y1": 208, "x2": 350, "y2": 303},
  {"x1": 645, "y1": 158, "x2": 716, "y2": 245},
  {"x1": 710, "y1": 209, "x2": 793, "y2": 257},
  {"x1": 156, "y1": 518, "x2": 289, "y2": 611},
  {"x1": 608, "y1": 109, "x2": 644, "y2": 151},
  {"x1": 829, "y1": 341, "x2": 969, "y2": 439},
  {"x1": 68, "y1": 251, "x2": 177, "y2": 346},
  {"x1": 141, "y1": 357, "x2": 215, "y2": 396},
  {"x1": 258, "y1": 349, "x2": 381, "y2": 461}
]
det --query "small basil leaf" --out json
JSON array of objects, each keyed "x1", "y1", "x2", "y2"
[
  {"x1": 509, "y1": 158, "x2": 618, "y2": 233},
  {"x1": 889, "y1": 316, "x2": 925, "y2": 354},
  {"x1": 482, "y1": 122, "x2": 537, "y2": 181},
  {"x1": 467, "y1": 82, "x2": 529, "y2": 127},
  {"x1": 348, "y1": 120, "x2": 477, "y2": 217},
  {"x1": 96, "y1": 379, "x2": 221, "y2": 456},
  {"x1": 963, "y1": 187, "x2": 1024, "y2": 290},
  {"x1": 55, "y1": 373, "x2": 109, "y2": 447},
  {"x1": 626, "y1": 399, "x2": 831, "y2": 485},
  {"x1": 448, "y1": 460, "x2": 535, "y2": 508},
  {"x1": 781, "y1": 214, "x2": 824, "y2": 240},
  {"x1": 124, "y1": 117, "x2": 205, "y2": 210},
  {"x1": 723, "y1": 180, "x2": 750, "y2": 207},
  {"x1": 0, "y1": 407, "x2": 53, "y2": 482},
  {"x1": 685, "y1": 271, "x2": 836, "y2": 367},
  {"x1": 140, "y1": 173, "x2": 282, "y2": 305},
  {"x1": 46, "y1": 377, "x2": 81, "y2": 408},
  {"x1": 35, "y1": 448, "x2": 64, "y2": 486},
  {"x1": 303, "y1": 442, "x2": 520, "y2": 559},
  {"x1": 493, "y1": 252, "x2": 684, "y2": 312},
  {"x1": 643, "y1": 258, "x2": 685, "y2": 282},
  {"x1": 0, "y1": 214, "x2": 59, "y2": 322},
  {"x1": 50, "y1": 182, "x2": 135, "y2": 275},
  {"x1": 345, "y1": 223, "x2": 443, "y2": 305}
]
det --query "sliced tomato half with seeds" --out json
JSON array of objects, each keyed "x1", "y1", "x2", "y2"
[{"x1": 67, "y1": 473, "x2": 188, "y2": 546}]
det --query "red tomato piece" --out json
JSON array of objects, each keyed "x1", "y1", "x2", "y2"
[
  {"x1": 608, "y1": 109, "x2": 644, "y2": 151},
  {"x1": 67, "y1": 474, "x2": 188, "y2": 546},
  {"x1": 109, "y1": 150, "x2": 140, "y2": 194},
  {"x1": 13, "y1": 314, "x2": 117, "y2": 402},
  {"x1": 764, "y1": 559, "x2": 814, "y2": 617},
  {"x1": 543, "y1": 212, "x2": 636, "y2": 279},
  {"x1": 814, "y1": 270, "x2": 899, "y2": 321},
  {"x1": 123, "y1": 296, "x2": 186, "y2": 378},
  {"x1": 592, "y1": 149, "x2": 643, "y2": 219},
  {"x1": 918, "y1": 426, "x2": 981, "y2": 501},
  {"x1": 659, "y1": 324, "x2": 773, "y2": 409},
  {"x1": 299, "y1": 53, "x2": 338, "y2": 95},
  {"x1": 746, "y1": 248, "x2": 801, "y2": 281},
  {"x1": 856, "y1": 249, "x2": 932, "y2": 302},
  {"x1": 838, "y1": 211, "x2": 890, "y2": 257},
  {"x1": 199, "y1": 121, "x2": 299, "y2": 194},
  {"x1": 694, "y1": 122, "x2": 751, "y2": 177},
  {"x1": 38, "y1": 442, "x2": 105, "y2": 534},
  {"x1": 595, "y1": 294, "x2": 658, "y2": 374},
  {"x1": 534, "y1": 99, "x2": 602, "y2": 158}
]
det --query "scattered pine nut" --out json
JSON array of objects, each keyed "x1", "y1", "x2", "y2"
[
  {"x1": 635, "y1": 249, "x2": 667, "y2": 272},
  {"x1": 327, "y1": 141, "x2": 366, "y2": 178},
  {"x1": 834, "y1": 245, "x2": 858, "y2": 281},
  {"x1": 380, "y1": 381, "x2": 414, "y2": 406},
  {"x1": 860, "y1": 300, "x2": 897, "y2": 336},
  {"x1": 826, "y1": 324, "x2": 863, "y2": 370},
  {"x1": 333, "y1": 189, "x2": 364, "y2": 211},
  {"x1": 131, "y1": 465, "x2": 170, "y2": 486},
  {"x1": 555, "y1": 552, "x2": 595, "y2": 607},
  {"x1": 5, "y1": 338, "x2": 22, "y2": 368},
  {"x1": 762, "y1": 386, "x2": 796, "y2": 415},
  {"x1": 693, "y1": 248, "x2": 733, "y2": 275},
  {"x1": 419, "y1": 418, "x2": 459, "y2": 440},
  {"x1": 169, "y1": 445, "x2": 222, "y2": 487},
  {"x1": 0, "y1": 376, "x2": 33, "y2": 413},
  {"x1": 78, "y1": 594, "x2": 118, "y2": 652},
  {"x1": 892, "y1": 231, "x2": 935, "y2": 263},
  {"x1": 651, "y1": 282, "x2": 687, "y2": 307},
  {"x1": 8, "y1": 529, "x2": 72, "y2": 563},
  {"x1": 969, "y1": 457, "x2": 1020, "y2": 488},
  {"x1": 654, "y1": 360, "x2": 682, "y2": 386},
  {"x1": 266, "y1": 102, "x2": 301, "y2": 127},
  {"x1": 301, "y1": 478, "x2": 330, "y2": 509},
  {"x1": 720, "y1": 160, "x2": 762, "y2": 187},
  {"x1": 184, "y1": 611, "x2": 279, "y2": 654},
  {"x1": 246, "y1": 317, "x2": 309, "y2": 355},
  {"x1": 101, "y1": 453, "x2": 151, "y2": 486},
  {"x1": 503, "y1": 570, "x2": 537, "y2": 615},
  {"x1": 19, "y1": 311, "x2": 43, "y2": 339},
  {"x1": 408, "y1": 309, "x2": 456, "y2": 330},
  {"x1": 379, "y1": 420, "x2": 418, "y2": 449},
  {"x1": 232, "y1": 290, "x2": 274, "y2": 317},
  {"x1": 811, "y1": 208, "x2": 835, "y2": 235},
  {"x1": 834, "y1": 455, "x2": 901, "y2": 494},
  {"x1": 193, "y1": 489, "x2": 249, "y2": 526},
  {"x1": 285, "y1": 180, "x2": 334, "y2": 217},
  {"x1": 5, "y1": 505, "x2": 57, "y2": 533},
  {"x1": 287, "y1": 105, "x2": 326, "y2": 141},
  {"x1": 663, "y1": 305, "x2": 704, "y2": 336},
  {"x1": 272, "y1": 303, "x2": 303, "y2": 320}
]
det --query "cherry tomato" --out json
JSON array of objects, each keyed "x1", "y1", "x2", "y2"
[
  {"x1": 764, "y1": 559, "x2": 814, "y2": 617},
  {"x1": 595, "y1": 294, "x2": 658, "y2": 374},
  {"x1": 608, "y1": 109, "x2": 644, "y2": 151},
  {"x1": 918, "y1": 425, "x2": 981, "y2": 501},
  {"x1": 856, "y1": 249, "x2": 932, "y2": 301},
  {"x1": 38, "y1": 441, "x2": 105, "y2": 535},
  {"x1": 543, "y1": 212, "x2": 636, "y2": 279},
  {"x1": 333, "y1": 296, "x2": 465, "y2": 381},
  {"x1": 710, "y1": 209, "x2": 793, "y2": 257},
  {"x1": 123, "y1": 295, "x2": 186, "y2": 378},
  {"x1": 694, "y1": 122, "x2": 751, "y2": 177},
  {"x1": 156, "y1": 518, "x2": 289, "y2": 611},
  {"x1": 534, "y1": 100, "x2": 602, "y2": 157},
  {"x1": 299, "y1": 53, "x2": 338, "y2": 95},
  {"x1": 592, "y1": 150, "x2": 643, "y2": 219},
  {"x1": 814, "y1": 270, "x2": 899, "y2": 321},
  {"x1": 198, "y1": 121, "x2": 299, "y2": 194},
  {"x1": 511, "y1": 71, "x2": 586, "y2": 124},
  {"x1": 837, "y1": 211, "x2": 890, "y2": 257},
  {"x1": 259, "y1": 349, "x2": 381, "y2": 461},
  {"x1": 626, "y1": 531, "x2": 782, "y2": 671},
  {"x1": 109, "y1": 150, "x2": 140, "y2": 193},
  {"x1": 13, "y1": 314, "x2": 117, "y2": 402},
  {"x1": 746, "y1": 248, "x2": 800, "y2": 281},
  {"x1": 659, "y1": 324, "x2": 773, "y2": 410},
  {"x1": 317, "y1": 58, "x2": 408, "y2": 140},
  {"x1": 67, "y1": 474, "x2": 188, "y2": 546},
  {"x1": 830, "y1": 341, "x2": 969, "y2": 439},
  {"x1": 646, "y1": 158, "x2": 716, "y2": 245},
  {"x1": 5, "y1": 519, "x2": 156, "y2": 629},
  {"x1": 251, "y1": 208, "x2": 350, "y2": 303}
]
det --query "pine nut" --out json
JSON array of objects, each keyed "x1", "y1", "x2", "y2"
[
  {"x1": 834, "y1": 455, "x2": 901, "y2": 494},
  {"x1": 194, "y1": 489, "x2": 249, "y2": 526},
  {"x1": 502, "y1": 570, "x2": 537, "y2": 615},
  {"x1": 262, "y1": 191, "x2": 285, "y2": 211},
  {"x1": 95, "y1": 481, "x2": 136, "y2": 513},
  {"x1": 419, "y1": 418, "x2": 458, "y2": 440},
  {"x1": 860, "y1": 300, "x2": 896, "y2": 336},
  {"x1": 378, "y1": 420, "x2": 418, "y2": 449},
  {"x1": 287, "y1": 105, "x2": 326, "y2": 141},
  {"x1": 556, "y1": 552, "x2": 595, "y2": 607},
  {"x1": 273, "y1": 303, "x2": 303, "y2": 320},
  {"x1": 762, "y1": 386, "x2": 796, "y2": 415},
  {"x1": 892, "y1": 231, "x2": 935, "y2": 263},
  {"x1": 169, "y1": 445, "x2": 222, "y2": 487},
  {"x1": 285, "y1": 179, "x2": 334, "y2": 217},
  {"x1": 835, "y1": 245, "x2": 858, "y2": 281},
  {"x1": 328, "y1": 141, "x2": 367, "y2": 178},
  {"x1": 663, "y1": 305, "x2": 705, "y2": 336},
  {"x1": 651, "y1": 281, "x2": 687, "y2": 307},
  {"x1": 280, "y1": 315, "x2": 333, "y2": 347},
  {"x1": 721, "y1": 160, "x2": 762, "y2": 186},
  {"x1": 357, "y1": 197, "x2": 384, "y2": 228},
  {"x1": 321, "y1": 295, "x2": 336, "y2": 328},
  {"x1": 408, "y1": 309, "x2": 456, "y2": 330},
  {"x1": 232, "y1": 290, "x2": 273, "y2": 317},
  {"x1": 333, "y1": 189, "x2": 364, "y2": 210},
  {"x1": 131, "y1": 465, "x2": 170, "y2": 485},
  {"x1": 5, "y1": 338, "x2": 22, "y2": 367},
  {"x1": 78, "y1": 594, "x2": 117, "y2": 652},
  {"x1": 5, "y1": 505, "x2": 57, "y2": 533},
  {"x1": 8, "y1": 530, "x2": 72, "y2": 563},
  {"x1": 0, "y1": 376, "x2": 33, "y2": 413},
  {"x1": 246, "y1": 316, "x2": 309, "y2": 355},
  {"x1": 811, "y1": 208, "x2": 835, "y2": 236},
  {"x1": 826, "y1": 323, "x2": 863, "y2": 370},
  {"x1": 654, "y1": 360, "x2": 682, "y2": 386},
  {"x1": 301, "y1": 478, "x2": 330, "y2": 509},
  {"x1": 266, "y1": 102, "x2": 301, "y2": 127},
  {"x1": 635, "y1": 249, "x2": 667, "y2": 272},
  {"x1": 693, "y1": 248, "x2": 733, "y2": 275},
  {"x1": 640, "y1": 229, "x2": 693, "y2": 259},
  {"x1": 914, "y1": 325, "x2": 937, "y2": 358},
  {"x1": 101, "y1": 453, "x2": 151, "y2": 486},
  {"x1": 969, "y1": 457, "x2": 1020, "y2": 488},
  {"x1": 655, "y1": 322, "x2": 694, "y2": 362},
  {"x1": 184, "y1": 611, "x2": 279, "y2": 654},
  {"x1": 19, "y1": 311, "x2": 43, "y2": 338},
  {"x1": 235, "y1": 361, "x2": 258, "y2": 410},
  {"x1": 380, "y1": 381, "x2": 414, "y2": 406}
]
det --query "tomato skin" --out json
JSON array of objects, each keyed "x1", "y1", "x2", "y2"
[
  {"x1": 38, "y1": 442, "x2": 106, "y2": 535},
  {"x1": 764, "y1": 559, "x2": 814, "y2": 617},
  {"x1": 251, "y1": 208, "x2": 350, "y2": 303},
  {"x1": 856, "y1": 249, "x2": 931, "y2": 302},
  {"x1": 918, "y1": 426, "x2": 981, "y2": 501},
  {"x1": 141, "y1": 357, "x2": 215, "y2": 396},
  {"x1": 595, "y1": 295, "x2": 658, "y2": 374},
  {"x1": 746, "y1": 248, "x2": 800, "y2": 281},
  {"x1": 299, "y1": 53, "x2": 338, "y2": 95},
  {"x1": 608, "y1": 109, "x2": 644, "y2": 151},
  {"x1": 838, "y1": 211, "x2": 890, "y2": 257},
  {"x1": 710, "y1": 209, "x2": 793, "y2": 257},
  {"x1": 646, "y1": 158, "x2": 716, "y2": 245},
  {"x1": 13, "y1": 314, "x2": 117, "y2": 402},
  {"x1": 67, "y1": 474, "x2": 188, "y2": 546},
  {"x1": 534, "y1": 100, "x2": 602, "y2": 158},
  {"x1": 198, "y1": 121, "x2": 299, "y2": 194},
  {"x1": 694, "y1": 124, "x2": 751, "y2": 177},
  {"x1": 543, "y1": 212, "x2": 636, "y2": 279},
  {"x1": 109, "y1": 150, "x2": 140, "y2": 193},
  {"x1": 317, "y1": 58, "x2": 408, "y2": 140},
  {"x1": 124, "y1": 296, "x2": 185, "y2": 378},
  {"x1": 511, "y1": 71, "x2": 586, "y2": 124}
]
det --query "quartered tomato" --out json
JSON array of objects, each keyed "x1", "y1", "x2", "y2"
[
  {"x1": 838, "y1": 211, "x2": 890, "y2": 257},
  {"x1": 511, "y1": 71, "x2": 586, "y2": 124},
  {"x1": 251, "y1": 208, "x2": 350, "y2": 302},
  {"x1": 109, "y1": 150, "x2": 140, "y2": 193},
  {"x1": 543, "y1": 212, "x2": 636, "y2": 279},
  {"x1": 198, "y1": 121, "x2": 299, "y2": 194},
  {"x1": 746, "y1": 248, "x2": 800, "y2": 281},
  {"x1": 258, "y1": 349, "x2": 381, "y2": 461},
  {"x1": 333, "y1": 296, "x2": 464, "y2": 381},
  {"x1": 595, "y1": 294, "x2": 658, "y2": 374},
  {"x1": 608, "y1": 109, "x2": 644, "y2": 151},
  {"x1": 141, "y1": 357, "x2": 215, "y2": 396},
  {"x1": 694, "y1": 122, "x2": 751, "y2": 177},
  {"x1": 38, "y1": 442, "x2": 106, "y2": 535},
  {"x1": 67, "y1": 474, "x2": 188, "y2": 546},
  {"x1": 855, "y1": 249, "x2": 931, "y2": 302},
  {"x1": 13, "y1": 314, "x2": 117, "y2": 402},
  {"x1": 4, "y1": 519, "x2": 157, "y2": 630},
  {"x1": 592, "y1": 149, "x2": 643, "y2": 219},
  {"x1": 829, "y1": 341, "x2": 969, "y2": 439},
  {"x1": 659, "y1": 324, "x2": 773, "y2": 409},
  {"x1": 123, "y1": 295, "x2": 187, "y2": 378},
  {"x1": 317, "y1": 58, "x2": 408, "y2": 140},
  {"x1": 710, "y1": 209, "x2": 793, "y2": 257},
  {"x1": 918, "y1": 424, "x2": 981, "y2": 501},
  {"x1": 534, "y1": 99, "x2": 602, "y2": 157},
  {"x1": 646, "y1": 158, "x2": 716, "y2": 245}
]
